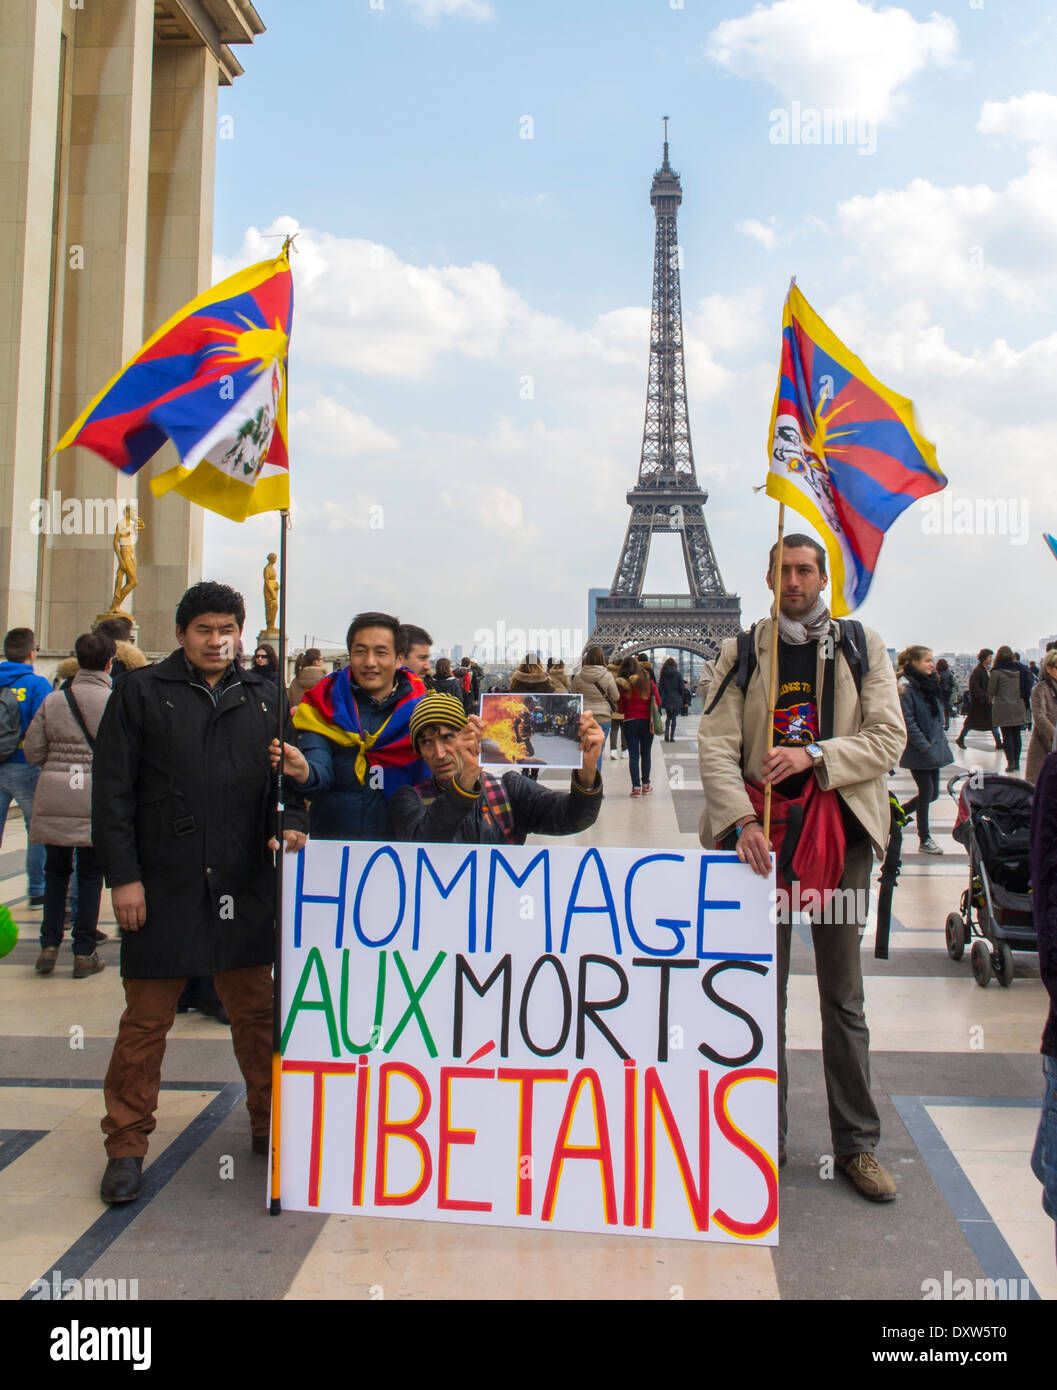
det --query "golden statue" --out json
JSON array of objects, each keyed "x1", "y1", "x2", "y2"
[
  {"x1": 109, "y1": 505, "x2": 145, "y2": 613},
  {"x1": 263, "y1": 552, "x2": 279, "y2": 633}
]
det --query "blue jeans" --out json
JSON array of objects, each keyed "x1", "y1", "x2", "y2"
[
  {"x1": 1031, "y1": 1054, "x2": 1057, "y2": 1260},
  {"x1": 0, "y1": 762, "x2": 45, "y2": 897},
  {"x1": 624, "y1": 719, "x2": 652, "y2": 789}
]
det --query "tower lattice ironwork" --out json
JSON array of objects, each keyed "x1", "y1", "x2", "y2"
[{"x1": 588, "y1": 123, "x2": 741, "y2": 664}]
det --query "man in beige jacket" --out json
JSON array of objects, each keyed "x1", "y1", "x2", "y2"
[{"x1": 698, "y1": 535, "x2": 905, "y2": 1202}]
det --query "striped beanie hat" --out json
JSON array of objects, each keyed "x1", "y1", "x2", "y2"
[{"x1": 409, "y1": 692, "x2": 467, "y2": 749}]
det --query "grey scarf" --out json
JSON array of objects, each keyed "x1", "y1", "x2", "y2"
[{"x1": 777, "y1": 597, "x2": 831, "y2": 645}]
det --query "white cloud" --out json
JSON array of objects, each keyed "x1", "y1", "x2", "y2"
[
  {"x1": 216, "y1": 223, "x2": 647, "y2": 381},
  {"x1": 835, "y1": 148, "x2": 1057, "y2": 307},
  {"x1": 978, "y1": 91, "x2": 1057, "y2": 146},
  {"x1": 289, "y1": 396, "x2": 399, "y2": 456},
  {"x1": 296, "y1": 497, "x2": 385, "y2": 534},
  {"x1": 405, "y1": 0, "x2": 493, "y2": 23},
  {"x1": 736, "y1": 217, "x2": 781, "y2": 251},
  {"x1": 707, "y1": 0, "x2": 958, "y2": 123}
]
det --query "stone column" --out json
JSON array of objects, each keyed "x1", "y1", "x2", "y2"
[
  {"x1": 43, "y1": 0, "x2": 155, "y2": 651},
  {"x1": 0, "y1": 0, "x2": 64, "y2": 640}
]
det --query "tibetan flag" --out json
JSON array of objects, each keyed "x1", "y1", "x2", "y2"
[
  {"x1": 1045, "y1": 534, "x2": 1057, "y2": 565},
  {"x1": 54, "y1": 249, "x2": 292, "y2": 523},
  {"x1": 765, "y1": 281, "x2": 945, "y2": 615}
]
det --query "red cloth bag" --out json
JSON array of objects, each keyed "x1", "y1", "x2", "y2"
[{"x1": 733, "y1": 776, "x2": 847, "y2": 908}]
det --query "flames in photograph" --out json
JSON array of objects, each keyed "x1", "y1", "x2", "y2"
[{"x1": 481, "y1": 695, "x2": 532, "y2": 764}]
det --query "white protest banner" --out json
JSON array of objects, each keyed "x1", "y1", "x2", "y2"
[{"x1": 277, "y1": 841, "x2": 778, "y2": 1244}]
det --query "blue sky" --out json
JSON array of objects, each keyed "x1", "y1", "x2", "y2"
[{"x1": 206, "y1": 0, "x2": 1057, "y2": 657}]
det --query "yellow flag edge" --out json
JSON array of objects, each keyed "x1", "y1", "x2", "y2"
[{"x1": 52, "y1": 249, "x2": 291, "y2": 457}]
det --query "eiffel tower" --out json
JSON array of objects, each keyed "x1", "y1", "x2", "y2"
[{"x1": 588, "y1": 122, "x2": 741, "y2": 664}]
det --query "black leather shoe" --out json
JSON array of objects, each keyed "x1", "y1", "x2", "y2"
[{"x1": 100, "y1": 1156, "x2": 143, "y2": 1204}]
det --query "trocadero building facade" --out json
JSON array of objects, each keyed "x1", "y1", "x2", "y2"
[{"x1": 1, "y1": 0, "x2": 265, "y2": 657}]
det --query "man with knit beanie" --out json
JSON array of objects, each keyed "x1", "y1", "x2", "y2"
[
  {"x1": 699, "y1": 536, "x2": 905, "y2": 1203},
  {"x1": 388, "y1": 692, "x2": 604, "y2": 844}
]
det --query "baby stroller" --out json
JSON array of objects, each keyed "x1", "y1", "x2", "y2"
[{"x1": 944, "y1": 772, "x2": 1036, "y2": 987}]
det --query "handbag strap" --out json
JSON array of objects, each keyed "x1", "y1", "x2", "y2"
[{"x1": 63, "y1": 685, "x2": 96, "y2": 751}]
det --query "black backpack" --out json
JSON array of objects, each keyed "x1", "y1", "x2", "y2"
[
  {"x1": 704, "y1": 619, "x2": 869, "y2": 741},
  {"x1": 0, "y1": 681, "x2": 24, "y2": 762}
]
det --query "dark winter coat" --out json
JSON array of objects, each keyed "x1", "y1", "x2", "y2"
[
  {"x1": 937, "y1": 667, "x2": 955, "y2": 711},
  {"x1": 988, "y1": 664, "x2": 1029, "y2": 729},
  {"x1": 433, "y1": 675, "x2": 468, "y2": 708},
  {"x1": 91, "y1": 651, "x2": 307, "y2": 979},
  {"x1": 389, "y1": 770, "x2": 603, "y2": 844},
  {"x1": 898, "y1": 674, "x2": 953, "y2": 771},
  {"x1": 659, "y1": 664, "x2": 684, "y2": 714},
  {"x1": 1029, "y1": 750, "x2": 1057, "y2": 1057},
  {"x1": 965, "y1": 661, "x2": 994, "y2": 731}
]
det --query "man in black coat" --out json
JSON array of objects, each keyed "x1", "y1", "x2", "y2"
[
  {"x1": 388, "y1": 692, "x2": 603, "y2": 843},
  {"x1": 92, "y1": 581, "x2": 307, "y2": 1203}
]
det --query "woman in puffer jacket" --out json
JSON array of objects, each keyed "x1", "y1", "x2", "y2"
[
  {"x1": 572, "y1": 646, "x2": 620, "y2": 745},
  {"x1": 989, "y1": 645, "x2": 1031, "y2": 773},
  {"x1": 898, "y1": 645, "x2": 953, "y2": 856},
  {"x1": 288, "y1": 648, "x2": 327, "y2": 708},
  {"x1": 24, "y1": 631, "x2": 114, "y2": 978}
]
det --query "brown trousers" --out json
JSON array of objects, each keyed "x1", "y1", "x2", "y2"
[{"x1": 101, "y1": 965, "x2": 273, "y2": 1157}]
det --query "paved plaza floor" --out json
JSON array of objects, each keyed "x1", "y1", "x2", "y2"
[{"x1": 1, "y1": 727, "x2": 1053, "y2": 1308}]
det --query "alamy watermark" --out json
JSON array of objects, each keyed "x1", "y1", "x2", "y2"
[
  {"x1": 30, "y1": 493, "x2": 139, "y2": 537},
  {"x1": 29, "y1": 1269, "x2": 139, "y2": 1300},
  {"x1": 770, "y1": 884, "x2": 869, "y2": 926},
  {"x1": 921, "y1": 1270, "x2": 1029, "y2": 1301},
  {"x1": 920, "y1": 495, "x2": 1029, "y2": 546},
  {"x1": 769, "y1": 101, "x2": 877, "y2": 157},
  {"x1": 471, "y1": 621, "x2": 583, "y2": 664}
]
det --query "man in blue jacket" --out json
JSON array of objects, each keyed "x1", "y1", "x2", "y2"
[
  {"x1": 276, "y1": 612, "x2": 427, "y2": 839},
  {"x1": 0, "y1": 628, "x2": 54, "y2": 905}
]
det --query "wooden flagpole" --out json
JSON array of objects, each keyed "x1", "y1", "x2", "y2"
[{"x1": 762, "y1": 502, "x2": 786, "y2": 843}]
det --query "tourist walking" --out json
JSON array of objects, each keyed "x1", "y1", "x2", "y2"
[
  {"x1": 897, "y1": 646, "x2": 953, "y2": 855},
  {"x1": 989, "y1": 645, "x2": 1030, "y2": 773},
  {"x1": 617, "y1": 655, "x2": 655, "y2": 796},
  {"x1": 935, "y1": 658, "x2": 955, "y2": 731},
  {"x1": 606, "y1": 659, "x2": 629, "y2": 760},
  {"x1": 571, "y1": 646, "x2": 620, "y2": 747},
  {"x1": 1026, "y1": 651, "x2": 1057, "y2": 785},
  {"x1": 658, "y1": 657, "x2": 683, "y2": 742},
  {"x1": 25, "y1": 631, "x2": 113, "y2": 977},
  {"x1": 0, "y1": 627, "x2": 53, "y2": 906},
  {"x1": 956, "y1": 650, "x2": 1002, "y2": 751}
]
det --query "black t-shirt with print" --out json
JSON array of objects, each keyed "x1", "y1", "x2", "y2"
[{"x1": 773, "y1": 639, "x2": 819, "y2": 797}]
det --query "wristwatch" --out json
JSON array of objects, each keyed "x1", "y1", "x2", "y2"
[{"x1": 806, "y1": 742, "x2": 824, "y2": 766}]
